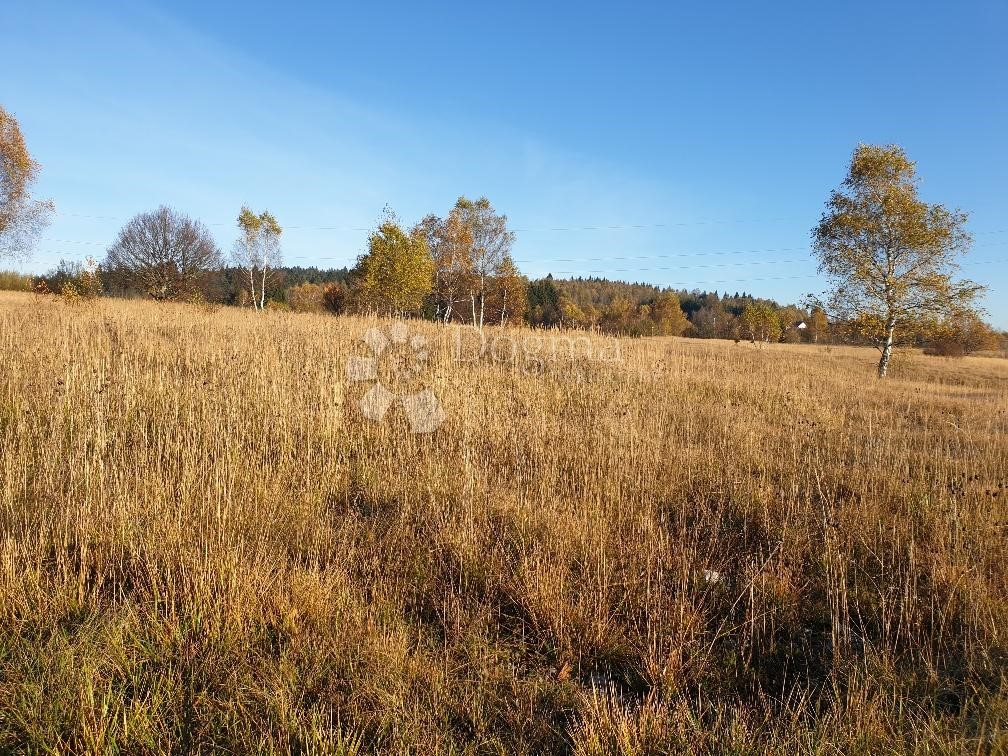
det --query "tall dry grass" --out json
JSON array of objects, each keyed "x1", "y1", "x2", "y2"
[
  {"x1": 0, "y1": 271, "x2": 33, "y2": 292},
  {"x1": 0, "y1": 290, "x2": 1006, "y2": 753}
]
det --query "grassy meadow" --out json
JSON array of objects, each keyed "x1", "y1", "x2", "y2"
[{"x1": 0, "y1": 289, "x2": 1006, "y2": 753}]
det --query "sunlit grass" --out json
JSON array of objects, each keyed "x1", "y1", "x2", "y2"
[{"x1": 0, "y1": 290, "x2": 1005, "y2": 753}]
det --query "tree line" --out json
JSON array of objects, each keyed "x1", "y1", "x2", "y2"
[
  {"x1": 26, "y1": 251, "x2": 1004, "y2": 355},
  {"x1": 47, "y1": 197, "x2": 531, "y2": 327},
  {"x1": 1, "y1": 102, "x2": 1003, "y2": 372}
]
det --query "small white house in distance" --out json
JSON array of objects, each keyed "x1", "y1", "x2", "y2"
[{"x1": 796, "y1": 321, "x2": 807, "y2": 330}]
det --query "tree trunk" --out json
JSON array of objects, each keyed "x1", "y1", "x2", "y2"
[
  {"x1": 500, "y1": 288, "x2": 507, "y2": 327},
  {"x1": 877, "y1": 319, "x2": 897, "y2": 378},
  {"x1": 260, "y1": 265, "x2": 268, "y2": 310},
  {"x1": 248, "y1": 267, "x2": 257, "y2": 310},
  {"x1": 477, "y1": 274, "x2": 485, "y2": 329}
]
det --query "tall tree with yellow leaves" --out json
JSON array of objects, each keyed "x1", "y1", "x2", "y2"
[
  {"x1": 353, "y1": 218, "x2": 433, "y2": 317},
  {"x1": 811, "y1": 145, "x2": 985, "y2": 377},
  {"x1": 741, "y1": 302, "x2": 781, "y2": 344},
  {"x1": 414, "y1": 210, "x2": 474, "y2": 323},
  {"x1": 650, "y1": 291, "x2": 690, "y2": 336},
  {"x1": 486, "y1": 256, "x2": 527, "y2": 326},
  {"x1": 807, "y1": 306, "x2": 829, "y2": 344},
  {"x1": 0, "y1": 105, "x2": 53, "y2": 260}
]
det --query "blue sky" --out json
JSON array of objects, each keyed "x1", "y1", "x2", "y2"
[{"x1": 3, "y1": 0, "x2": 1007, "y2": 325}]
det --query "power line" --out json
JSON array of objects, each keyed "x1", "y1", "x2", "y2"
[
  {"x1": 40, "y1": 238, "x2": 819, "y2": 261},
  {"x1": 543, "y1": 258, "x2": 1008, "y2": 277},
  {"x1": 48, "y1": 209, "x2": 1008, "y2": 237},
  {"x1": 35, "y1": 240, "x2": 1008, "y2": 270},
  {"x1": 24, "y1": 248, "x2": 1008, "y2": 289},
  {"x1": 53, "y1": 210, "x2": 800, "y2": 231},
  {"x1": 574, "y1": 274, "x2": 819, "y2": 286}
]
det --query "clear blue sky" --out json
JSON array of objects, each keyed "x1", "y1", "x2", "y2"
[{"x1": 3, "y1": 0, "x2": 1007, "y2": 326}]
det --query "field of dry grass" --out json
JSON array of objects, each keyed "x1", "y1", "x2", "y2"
[{"x1": 0, "y1": 289, "x2": 1006, "y2": 753}]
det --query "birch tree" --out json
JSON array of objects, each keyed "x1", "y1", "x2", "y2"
[
  {"x1": 453, "y1": 196, "x2": 515, "y2": 329},
  {"x1": 741, "y1": 302, "x2": 781, "y2": 344},
  {"x1": 415, "y1": 210, "x2": 474, "y2": 323},
  {"x1": 486, "y1": 256, "x2": 526, "y2": 326},
  {"x1": 811, "y1": 145, "x2": 984, "y2": 377},
  {"x1": 807, "y1": 307, "x2": 829, "y2": 344},
  {"x1": 0, "y1": 105, "x2": 53, "y2": 261},
  {"x1": 232, "y1": 206, "x2": 283, "y2": 310}
]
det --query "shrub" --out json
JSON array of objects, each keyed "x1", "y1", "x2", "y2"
[
  {"x1": 45, "y1": 257, "x2": 102, "y2": 302},
  {"x1": 287, "y1": 282, "x2": 325, "y2": 313},
  {"x1": 60, "y1": 281, "x2": 81, "y2": 304},
  {"x1": 322, "y1": 282, "x2": 349, "y2": 315},
  {"x1": 78, "y1": 257, "x2": 104, "y2": 299},
  {"x1": 925, "y1": 315, "x2": 999, "y2": 357},
  {"x1": 0, "y1": 271, "x2": 33, "y2": 292},
  {"x1": 188, "y1": 291, "x2": 220, "y2": 315}
]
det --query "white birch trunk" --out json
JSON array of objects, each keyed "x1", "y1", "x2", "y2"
[{"x1": 877, "y1": 318, "x2": 896, "y2": 378}]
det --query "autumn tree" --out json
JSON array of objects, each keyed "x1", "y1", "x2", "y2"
[
  {"x1": 599, "y1": 297, "x2": 636, "y2": 334},
  {"x1": 807, "y1": 306, "x2": 829, "y2": 344},
  {"x1": 453, "y1": 196, "x2": 516, "y2": 328},
  {"x1": 811, "y1": 144, "x2": 985, "y2": 377},
  {"x1": 776, "y1": 305, "x2": 807, "y2": 343},
  {"x1": 415, "y1": 210, "x2": 474, "y2": 323},
  {"x1": 650, "y1": 291, "x2": 690, "y2": 336},
  {"x1": 287, "y1": 282, "x2": 325, "y2": 313},
  {"x1": 486, "y1": 256, "x2": 527, "y2": 326},
  {"x1": 926, "y1": 314, "x2": 999, "y2": 357},
  {"x1": 741, "y1": 302, "x2": 781, "y2": 344},
  {"x1": 353, "y1": 218, "x2": 433, "y2": 316},
  {"x1": 0, "y1": 105, "x2": 53, "y2": 260},
  {"x1": 559, "y1": 297, "x2": 590, "y2": 329},
  {"x1": 104, "y1": 206, "x2": 222, "y2": 300},
  {"x1": 691, "y1": 300, "x2": 729, "y2": 338},
  {"x1": 232, "y1": 206, "x2": 283, "y2": 310},
  {"x1": 322, "y1": 281, "x2": 349, "y2": 315}
]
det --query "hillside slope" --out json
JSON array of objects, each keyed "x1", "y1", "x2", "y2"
[{"x1": 0, "y1": 291, "x2": 1006, "y2": 753}]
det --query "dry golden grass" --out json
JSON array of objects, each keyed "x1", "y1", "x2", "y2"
[{"x1": 0, "y1": 289, "x2": 1006, "y2": 754}]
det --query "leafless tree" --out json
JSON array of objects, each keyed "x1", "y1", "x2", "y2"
[{"x1": 104, "y1": 206, "x2": 222, "y2": 301}]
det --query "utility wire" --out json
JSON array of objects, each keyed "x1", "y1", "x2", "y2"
[
  {"x1": 543, "y1": 258, "x2": 1008, "y2": 277},
  {"x1": 48, "y1": 209, "x2": 1008, "y2": 237},
  {"x1": 26, "y1": 249, "x2": 1008, "y2": 288},
  {"x1": 52, "y1": 210, "x2": 800, "y2": 231},
  {"x1": 36, "y1": 239, "x2": 1008, "y2": 266}
]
